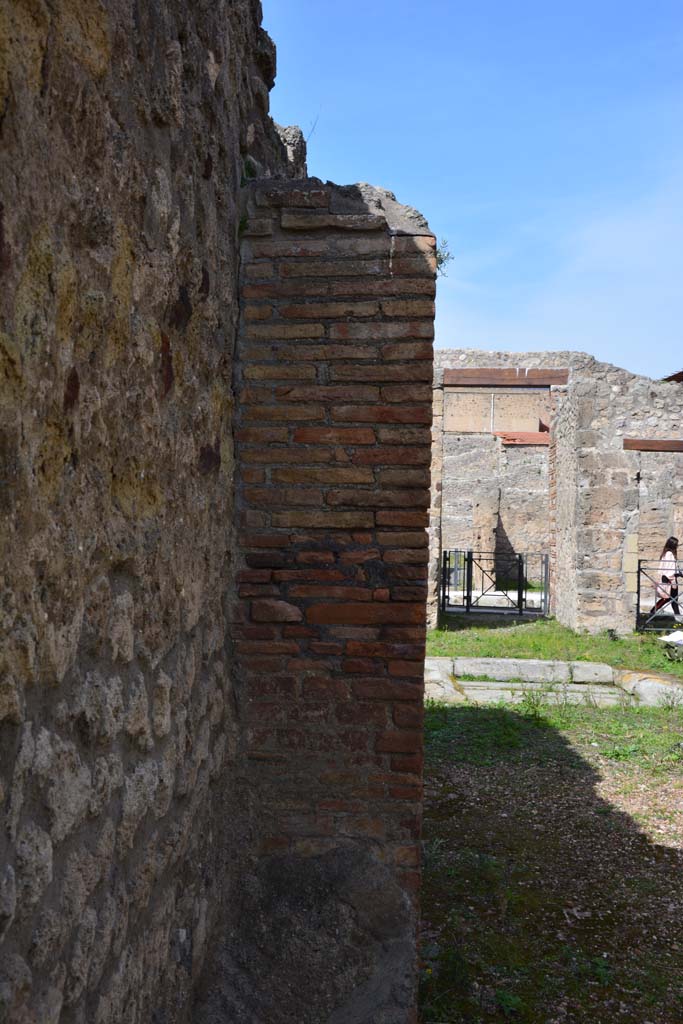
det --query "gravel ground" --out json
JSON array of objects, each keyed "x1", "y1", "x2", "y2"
[{"x1": 420, "y1": 705, "x2": 683, "y2": 1023}]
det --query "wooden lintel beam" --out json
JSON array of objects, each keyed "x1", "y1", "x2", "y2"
[
  {"x1": 443, "y1": 367, "x2": 569, "y2": 387},
  {"x1": 623, "y1": 438, "x2": 683, "y2": 452}
]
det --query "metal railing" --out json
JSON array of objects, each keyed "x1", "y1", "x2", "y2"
[
  {"x1": 440, "y1": 549, "x2": 549, "y2": 617},
  {"x1": 636, "y1": 560, "x2": 683, "y2": 632}
]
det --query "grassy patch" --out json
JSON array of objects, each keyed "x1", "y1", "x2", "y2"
[
  {"x1": 427, "y1": 616, "x2": 683, "y2": 679},
  {"x1": 420, "y1": 701, "x2": 683, "y2": 1023}
]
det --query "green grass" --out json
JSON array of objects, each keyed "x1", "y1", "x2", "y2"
[
  {"x1": 427, "y1": 616, "x2": 683, "y2": 679},
  {"x1": 424, "y1": 699, "x2": 683, "y2": 772}
]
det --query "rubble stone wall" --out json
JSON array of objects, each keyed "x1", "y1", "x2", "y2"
[
  {"x1": 0, "y1": 2, "x2": 304, "y2": 1021},
  {"x1": 553, "y1": 372, "x2": 683, "y2": 633},
  {"x1": 195, "y1": 180, "x2": 435, "y2": 1024}
]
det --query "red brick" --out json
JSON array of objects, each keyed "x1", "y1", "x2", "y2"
[
  {"x1": 376, "y1": 426, "x2": 432, "y2": 445},
  {"x1": 346, "y1": 642, "x2": 425, "y2": 659},
  {"x1": 281, "y1": 210, "x2": 386, "y2": 231},
  {"x1": 280, "y1": 300, "x2": 379, "y2": 319},
  {"x1": 330, "y1": 363, "x2": 433, "y2": 383},
  {"x1": 272, "y1": 510, "x2": 374, "y2": 529},
  {"x1": 276, "y1": 344, "x2": 377, "y2": 362},
  {"x1": 383, "y1": 627, "x2": 426, "y2": 642},
  {"x1": 331, "y1": 405, "x2": 431, "y2": 425},
  {"x1": 380, "y1": 299, "x2": 435, "y2": 318},
  {"x1": 274, "y1": 569, "x2": 346, "y2": 582},
  {"x1": 252, "y1": 599, "x2": 303, "y2": 623},
  {"x1": 250, "y1": 240, "x2": 329, "y2": 258},
  {"x1": 383, "y1": 549, "x2": 428, "y2": 564},
  {"x1": 326, "y1": 488, "x2": 430, "y2": 508},
  {"x1": 244, "y1": 261, "x2": 274, "y2": 280},
  {"x1": 292, "y1": 426, "x2": 376, "y2": 445},
  {"x1": 389, "y1": 660, "x2": 425, "y2": 678},
  {"x1": 381, "y1": 342, "x2": 432, "y2": 362},
  {"x1": 246, "y1": 322, "x2": 325, "y2": 340},
  {"x1": 237, "y1": 427, "x2": 288, "y2": 443},
  {"x1": 309, "y1": 641, "x2": 343, "y2": 655},
  {"x1": 392, "y1": 586, "x2": 428, "y2": 601},
  {"x1": 243, "y1": 280, "x2": 327, "y2": 299},
  {"x1": 272, "y1": 467, "x2": 373, "y2": 485},
  {"x1": 274, "y1": 385, "x2": 379, "y2": 404},
  {"x1": 244, "y1": 404, "x2": 325, "y2": 422},
  {"x1": 237, "y1": 569, "x2": 272, "y2": 583},
  {"x1": 296, "y1": 551, "x2": 335, "y2": 565},
  {"x1": 351, "y1": 679, "x2": 422, "y2": 701},
  {"x1": 237, "y1": 640, "x2": 300, "y2": 655},
  {"x1": 372, "y1": 588, "x2": 390, "y2": 602},
  {"x1": 328, "y1": 276, "x2": 435, "y2": 297},
  {"x1": 306, "y1": 603, "x2": 424, "y2": 626},
  {"x1": 339, "y1": 549, "x2": 380, "y2": 563},
  {"x1": 394, "y1": 705, "x2": 424, "y2": 729},
  {"x1": 234, "y1": 627, "x2": 278, "y2": 644},
  {"x1": 391, "y1": 753, "x2": 423, "y2": 773},
  {"x1": 288, "y1": 586, "x2": 372, "y2": 601},
  {"x1": 303, "y1": 677, "x2": 351, "y2": 700},
  {"x1": 238, "y1": 584, "x2": 279, "y2": 598},
  {"x1": 244, "y1": 487, "x2": 323, "y2": 507},
  {"x1": 245, "y1": 552, "x2": 289, "y2": 569},
  {"x1": 282, "y1": 625, "x2": 318, "y2": 638},
  {"x1": 280, "y1": 258, "x2": 389, "y2": 278},
  {"x1": 375, "y1": 731, "x2": 421, "y2": 753},
  {"x1": 389, "y1": 784, "x2": 422, "y2": 801},
  {"x1": 341, "y1": 658, "x2": 379, "y2": 674},
  {"x1": 376, "y1": 531, "x2": 428, "y2": 548},
  {"x1": 244, "y1": 304, "x2": 273, "y2": 320},
  {"x1": 242, "y1": 447, "x2": 336, "y2": 465},
  {"x1": 244, "y1": 364, "x2": 318, "y2": 382},
  {"x1": 391, "y1": 254, "x2": 437, "y2": 276},
  {"x1": 329, "y1": 322, "x2": 433, "y2": 341},
  {"x1": 352, "y1": 448, "x2": 430, "y2": 466},
  {"x1": 381, "y1": 383, "x2": 433, "y2": 403},
  {"x1": 334, "y1": 705, "x2": 388, "y2": 732},
  {"x1": 243, "y1": 533, "x2": 291, "y2": 548},
  {"x1": 384, "y1": 565, "x2": 428, "y2": 581},
  {"x1": 248, "y1": 675, "x2": 296, "y2": 700},
  {"x1": 242, "y1": 468, "x2": 265, "y2": 484},
  {"x1": 376, "y1": 511, "x2": 430, "y2": 527}
]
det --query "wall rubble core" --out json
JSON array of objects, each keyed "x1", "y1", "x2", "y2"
[
  {"x1": 0, "y1": 2, "x2": 435, "y2": 1022},
  {"x1": 193, "y1": 180, "x2": 435, "y2": 1024}
]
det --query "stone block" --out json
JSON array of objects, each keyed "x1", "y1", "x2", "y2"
[
  {"x1": 570, "y1": 662, "x2": 613, "y2": 684},
  {"x1": 452, "y1": 657, "x2": 571, "y2": 683}
]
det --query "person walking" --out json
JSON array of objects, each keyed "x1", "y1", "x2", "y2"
[{"x1": 653, "y1": 536, "x2": 680, "y2": 618}]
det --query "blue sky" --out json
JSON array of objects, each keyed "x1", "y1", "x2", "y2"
[{"x1": 264, "y1": 1, "x2": 682, "y2": 379}]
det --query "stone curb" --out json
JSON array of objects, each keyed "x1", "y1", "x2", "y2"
[
  {"x1": 451, "y1": 657, "x2": 614, "y2": 685},
  {"x1": 425, "y1": 657, "x2": 683, "y2": 707}
]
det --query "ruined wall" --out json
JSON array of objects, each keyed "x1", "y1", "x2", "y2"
[
  {"x1": 0, "y1": 2, "x2": 304, "y2": 1020},
  {"x1": 428, "y1": 351, "x2": 573, "y2": 624},
  {"x1": 192, "y1": 180, "x2": 434, "y2": 1024},
  {"x1": 553, "y1": 371, "x2": 683, "y2": 633},
  {"x1": 440, "y1": 434, "x2": 550, "y2": 556}
]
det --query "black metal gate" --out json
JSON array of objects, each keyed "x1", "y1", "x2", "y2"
[
  {"x1": 636, "y1": 559, "x2": 683, "y2": 631},
  {"x1": 440, "y1": 549, "x2": 549, "y2": 617}
]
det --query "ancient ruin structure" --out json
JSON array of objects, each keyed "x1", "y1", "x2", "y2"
[
  {"x1": 0, "y1": 4, "x2": 434, "y2": 1022},
  {"x1": 430, "y1": 350, "x2": 683, "y2": 634}
]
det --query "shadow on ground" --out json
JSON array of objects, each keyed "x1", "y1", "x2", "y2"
[{"x1": 420, "y1": 705, "x2": 683, "y2": 1024}]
